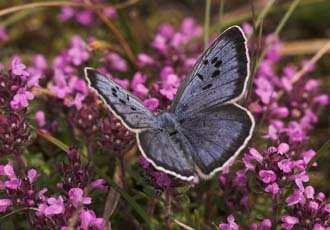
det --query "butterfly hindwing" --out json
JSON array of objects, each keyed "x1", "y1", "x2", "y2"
[
  {"x1": 171, "y1": 26, "x2": 249, "y2": 119},
  {"x1": 85, "y1": 68, "x2": 158, "y2": 131},
  {"x1": 180, "y1": 103, "x2": 254, "y2": 177},
  {"x1": 137, "y1": 128, "x2": 195, "y2": 181}
]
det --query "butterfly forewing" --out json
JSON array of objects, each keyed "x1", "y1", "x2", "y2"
[
  {"x1": 171, "y1": 26, "x2": 249, "y2": 119},
  {"x1": 85, "y1": 68, "x2": 159, "y2": 131}
]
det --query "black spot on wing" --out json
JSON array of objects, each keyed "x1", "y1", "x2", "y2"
[
  {"x1": 214, "y1": 60, "x2": 222, "y2": 68},
  {"x1": 197, "y1": 73, "x2": 204, "y2": 81},
  {"x1": 202, "y1": 83, "x2": 213, "y2": 90},
  {"x1": 211, "y1": 70, "x2": 220, "y2": 78},
  {"x1": 119, "y1": 99, "x2": 126, "y2": 105},
  {"x1": 211, "y1": 57, "x2": 218, "y2": 64}
]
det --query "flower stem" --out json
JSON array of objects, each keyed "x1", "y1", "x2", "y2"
[
  {"x1": 164, "y1": 188, "x2": 172, "y2": 229},
  {"x1": 272, "y1": 194, "x2": 279, "y2": 229},
  {"x1": 0, "y1": 0, "x2": 138, "y2": 17},
  {"x1": 204, "y1": 0, "x2": 212, "y2": 49},
  {"x1": 86, "y1": 138, "x2": 93, "y2": 163},
  {"x1": 15, "y1": 151, "x2": 26, "y2": 177}
]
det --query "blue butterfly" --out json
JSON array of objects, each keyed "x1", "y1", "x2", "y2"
[{"x1": 85, "y1": 26, "x2": 255, "y2": 182}]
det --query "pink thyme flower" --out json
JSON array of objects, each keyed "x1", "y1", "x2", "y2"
[
  {"x1": 277, "y1": 159, "x2": 293, "y2": 173},
  {"x1": 265, "y1": 182, "x2": 280, "y2": 195},
  {"x1": 159, "y1": 73, "x2": 181, "y2": 100},
  {"x1": 139, "y1": 157, "x2": 150, "y2": 169},
  {"x1": 68, "y1": 36, "x2": 89, "y2": 66},
  {"x1": 313, "y1": 95, "x2": 329, "y2": 105},
  {"x1": 313, "y1": 224, "x2": 327, "y2": 230},
  {"x1": 281, "y1": 216, "x2": 299, "y2": 229},
  {"x1": 242, "y1": 154, "x2": 256, "y2": 171},
  {"x1": 80, "y1": 209, "x2": 105, "y2": 230},
  {"x1": 44, "y1": 196, "x2": 65, "y2": 216},
  {"x1": 292, "y1": 172, "x2": 309, "y2": 191},
  {"x1": 259, "y1": 170, "x2": 276, "y2": 184},
  {"x1": 251, "y1": 219, "x2": 272, "y2": 230},
  {"x1": 255, "y1": 77, "x2": 274, "y2": 104},
  {"x1": 248, "y1": 148, "x2": 264, "y2": 163},
  {"x1": 0, "y1": 199, "x2": 12, "y2": 213},
  {"x1": 103, "y1": 7, "x2": 117, "y2": 17},
  {"x1": 242, "y1": 22, "x2": 252, "y2": 36},
  {"x1": 286, "y1": 189, "x2": 305, "y2": 206},
  {"x1": 131, "y1": 72, "x2": 149, "y2": 98},
  {"x1": 66, "y1": 93, "x2": 85, "y2": 110},
  {"x1": 76, "y1": 10, "x2": 93, "y2": 26},
  {"x1": 108, "y1": 52, "x2": 127, "y2": 72},
  {"x1": 151, "y1": 171, "x2": 171, "y2": 187},
  {"x1": 91, "y1": 179, "x2": 107, "y2": 190},
  {"x1": 0, "y1": 27, "x2": 9, "y2": 41},
  {"x1": 10, "y1": 57, "x2": 29, "y2": 77},
  {"x1": 277, "y1": 143, "x2": 290, "y2": 154},
  {"x1": 10, "y1": 88, "x2": 34, "y2": 110},
  {"x1": 27, "y1": 169, "x2": 39, "y2": 184},
  {"x1": 285, "y1": 121, "x2": 307, "y2": 143},
  {"x1": 0, "y1": 163, "x2": 16, "y2": 179},
  {"x1": 305, "y1": 186, "x2": 314, "y2": 199},
  {"x1": 137, "y1": 53, "x2": 154, "y2": 67},
  {"x1": 308, "y1": 201, "x2": 319, "y2": 211},
  {"x1": 35, "y1": 111, "x2": 46, "y2": 127},
  {"x1": 300, "y1": 149, "x2": 316, "y2": 165},
  {"x1": 58, "y1": 6, "x2": 75, "y2": 21},
  {"x1": 68, "y1": 188, "x2": 92, "y2": 208},
  {"x1": 144, "y1": 98, "x2": 159, "y2": 111},
  {"x1": 323, "y1": 204, "x2": 330, "y2": 213},
  {"x1": 219, "y1": 215, "x2": 239, "y2": 230},
  {"x1": 260, "y1": 219, "x2": 272, "y2": 229}
]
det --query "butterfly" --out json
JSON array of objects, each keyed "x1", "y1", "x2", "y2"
[{"x1": 85, "y1": 26, "x2": 255, "y2": 182}]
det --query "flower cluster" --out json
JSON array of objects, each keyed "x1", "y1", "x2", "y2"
[
  {"x1": 0, "y1": 148, "x2": 107, "y2": 230},
  {"x1": 218, "y1": 167, "x2": 249, "y2": 211},
  {"x1": 244, "y1": 143, "x2": 312, "y2": 195},
  {"x1": 97, "y1": 116, "x2": 134, "y2": 155},
  {"x1": 219, "y1": 215, "x2": 272, "y2": 230},
  {"x1": 218, "y1": 23, "x2": 329, "y2": 228},
  {"x1": 142, "y1": 18, "x2": 203, "y2": 110},
  {"x1": 49, "y1": 35, "x2": 90, "y2": 110},
  {"x1": 282, "y1": 185, "x2": 330, "y2": 229},
  {"x1": 0, "y1": 111, "x2": 30, "y2": 156},
  {"x1": 244, "y1": 22, "x2": 329, "y2": 144},
  {"x1": 58, "y1": 0, "x2": 117, "y2": 26},
  {"x1": 0, "y1": 57, "x2": 38, "y2": 110},
  {"x1": 139, "y1": 157, "x2": 187, "y2": 190}
]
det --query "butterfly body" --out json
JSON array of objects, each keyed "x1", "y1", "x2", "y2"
[{"x1": 85, "y1": 26, "x2": 255, "y2": 182}]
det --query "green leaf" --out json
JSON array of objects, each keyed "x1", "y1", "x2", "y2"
[
  {"x1": 307, "y1": 139, "x2": 330, "y2": 170},
  {"x1": 31, "y1": 126, "x2": 69, "y2": 152},
  {"x1": 193, "y1": 209, "x2": 201, "y2": 230},
  {"x1": 94, "y1": 168, "x2": 154, "y2": 228}
]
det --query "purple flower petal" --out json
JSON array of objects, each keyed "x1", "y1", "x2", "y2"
[
  {"x1": 44, "y1": 196, "x2": 65, "y2": 216},
  {"x1": 0, "y1": 199, "x2": 12, "y2": 212},
  {"x1": 144, "y1": 98, "x2": 159, "y2": 111},
  {"x1": 27, "y1": 169, "x2": 39, "y2": 184},
  {"x1": 259, "y1": 170, "x2": 276, "y2": 184},
  {"x1": 265, "y1": 182, "x2": 280, "y2": 195},
  {"x1": 281, "y1": 216, "x2": 299, "y2": 229}
]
